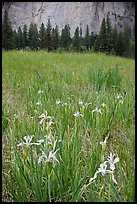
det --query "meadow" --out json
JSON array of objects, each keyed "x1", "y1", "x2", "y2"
[{"x1": 2, "y1": 50, "x2": 135, "y2": 202}]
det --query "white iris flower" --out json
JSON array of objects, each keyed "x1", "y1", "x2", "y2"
[
  {"x1": 39, "y1": 110, "x2": 53, "y2": 124},
  {"x1": 107, "y1": 152, "x2": 119, "y2": 171},
  {"x1": 89, "y1": 153, "x2": 119, "y2": 185},
  {"x1": 17, "y1": 135, "x2": 41, "y2": 147},
  {"x1": 92, "y1": 107, "x2": 102, "y2": 115},
  {"x1": 73, "y1": 111, "x2": 83, "y2": 117},
  {"x1": 38, "y1": 148, "x2": 60, "y2": 164}
]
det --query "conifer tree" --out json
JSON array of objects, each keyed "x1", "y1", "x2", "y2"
[
  {"x1": 116, "y1": 31, "x2": 125, "y2": 56},
  {"x1": 39, "y1": 23, "x2": 46, "y2": 49},
  {"x1": 80, "y1": 27, "x2": 84, "y2": 47},
  {"x1": 123, "y1": 24, "x2": 130, "y2": 56},
  {"x1": 17, "y1": 26, "x2": 24, "y2": 49},
  {"x1": 84, "y1": 25, "x2": 90, "y2": 51},
  {"x1": 28, "y1": 23, "x2": 39, "y2": 50},
  {"x1": 12, "y1": 29, "x2": 18, "y2": 49},
  {"x1": 99, "y1": 18, "x2": 107, "y2": 52},
  {"x1": 52, "y1": 25, "x2": 60, "y2": 50},
  {"x1": 33, "y1": 23, "x2": 39, "y2": 50},
  {"x1": 73, "y1": 26, "x2": 80, "y2": 51},
  {"x1": 89, "y1": 32, "x2": 95, "y2": 50},
  {"x1": 112, "y1": 26, "x2": 118, "y2": 54},
  {"x1": 2, "y1": 10, "x2": 13, "y2": 50},
  {"x1": 106, "y1": 14, "x2": 113, "y2": 53},
  {"x1": 45, "y1": 19, "x2": 53, "y2": 51},
  {"x1": 60, "y1": 24, "x2": 71, "y2": 50},
  {"x1": 93, "y1": 34, "x2": 100, "y2": 52},
  {"x1": 22, "y1": 24, "x2": 28, "y2": 49}
]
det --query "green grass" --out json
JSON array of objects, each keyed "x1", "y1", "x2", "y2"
[{"x1": 2, "y1": 50, "x2": 135, "y2": 202}]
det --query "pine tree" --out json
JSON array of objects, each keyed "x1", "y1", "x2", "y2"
[
  {"x1": 123, "y1": 24, "x2": 130, "y2": 56},
  {"x1": 28, "y1": 23, "x2": 34, "y2": 49},
  {"x1": 80, "y1": 27, "x2": 84, "y2": 46},
  {"x1": 39, "y1": 23, "x2": 46, "y2": 49},
  {"x1": 28, "y1": 23, "x2": 39, "y2": 50},
  {"x1": 12, "y1": 29, "x2": 18, "y2": 49},
  {"x1": 60, "y1": 24, "x2": 71, "y2": 50},
  {"x1": 93, "y1": 34, "x2": 100, "y2": 52},
  {"x1": 73, "y1": 26, "x2": 80, "y2": 51},
  {"x1": 106, "y1": 14, "x2": 113, "y2": 53},
  {"x1": 45, "y1": 19, "x2": 53, "y2": 51},
  {"x1": 22, "y1": 24, "x2": 28, "y2": 49},
  {"x1": 2, "y1": 10, "x2": 14, "y2": 50},
  {"x1": 52, "y1": 25, "x2": 60, "y2": 50},
  {"x1": 84, "y1": 25, "x2": 90, "y2": 51},
  {"x1": 17, "y1": 26, "x2": 24, "y2": 49},
  {"x1": 112, "y1": 26, "x2": 118, "y2": 54},
  {"x1": 33, "y1": 23, "x2": 39, "y2": 50},
  {"x1": 99, "y1": 18, "x2": 107, "y2": 53},
  {"x1": 89, "y1": 32, "x2": 95, "y2": 50},
  {"x1": 116, "y1": 31, "x2": 125, "y2": 56}
]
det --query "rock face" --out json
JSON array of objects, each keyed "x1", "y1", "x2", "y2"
[{"x1": 2, "y1": 2, "x2": 135, "y2": 35}]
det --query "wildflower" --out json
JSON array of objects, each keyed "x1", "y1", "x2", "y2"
[
  {"x1": 62, "y1": 102, "x2": 67, "y2": 107},
  {"x1": 78, "y1": 99, "x2": 83, "y2": 105},
  {"x1": 107, "y1": 152, "x2": 119, "y2": 171},
  {"x1": 100, "y1": 136, "x2": 107, "y2": 150},
  {"x1": 89, "y1": 161, "x2": 112, "y2": 182},
  {"x1": 89, "y1": 161, "x2": 118, "y2": 184},
  {"x1": 56, "y1": 99, "x2": 61, "y2": 105},
  {"x1": 38, "y1": 148, "x2": 60, "y2": 164},
  {"x1": 117, "y1": 94, "x2": 123, "y2": 99},
  {"x1": 34, "y1": 110, "x2": 38, "y2": 114},
  {"x1": 17, "y1": 135, "x2": 41, "y2": 147},
  {"x1": 37, "y1": 139, "x2": 45, "y2": 144},
  {"x1": 14, "y1": 113, "x2": 19, "y2": 118},
  {"x1": 101, "y1": 103, "x2": 107, "y2": 108},
  {"x1": 44, "y1": 135, "x2": 53, "y2": 145},
  {"x1": 73, "y1": 111, "x2": 83, "y2": 117},
  {"x1": 39, "y1": 110, "x2": 53, "y2": 124},
  {"x1": 92, "y1": 107, "x2": 102, "y2": 115},
  {"x1": 38, "y1": 89, "x2": 43, "y2": 94},
  {"x1": 46, "y1": 120, "x2": 54, "y2": 129},
  {"x1": 36, "y1": 100, "x2": 42, "y2": 106},
  {"x1": 89, "y1": 152, "x2": 119, "y2": 185},
  {"x1": 119, "y1": 99, "x2": 124, "y2": 104}
]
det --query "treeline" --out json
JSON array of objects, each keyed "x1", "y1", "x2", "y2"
[{"x1": 2, "y1": 10, "x2": 135, "y2": 58}]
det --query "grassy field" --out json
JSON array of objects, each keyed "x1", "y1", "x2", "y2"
[{"x1": 2, "y1": 50, "x2": 135, "y2": 202}]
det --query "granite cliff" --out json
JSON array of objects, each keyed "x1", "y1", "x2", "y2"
[{"x1": 2, "y1": 2, "x2": 135, "y2": 35}]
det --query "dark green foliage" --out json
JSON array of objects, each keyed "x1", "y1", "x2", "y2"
[
  {"x1": 73, "y1": 26, "x2": 80, "y2": 51},
  {"x1": 116, "y1": 32, "x2": 125, "y2": 56},
  {"x1": 80, "y1": 27, "x2": 83, "y2": 45},
  {"x1": 2, "y1": 12, "x2": 135, "y2": 58},
  {"x1": 2, "y1": 10, "x2": 14, "y2": 50},
  {"x1": 39, "y1": 23, "x2": 46, "y2": 49},
  {"x1": 16, "y1": 26, "x2": 24, "y2": 49},
  {"x1": 22, "y1": 24, "x2": 29, "y2": 49},
  {"x1": 28, "y1": 23, "x2": 39, "y2": 50},
  {"x1": 12, "y1": 29, "x2": 18, "y2": 49},
  {"x1": 60, "y1": 24, "x2": 71, "y2": 50},
  {"x1": 52, "y1": 25, "x2": 60, "y2": 50},
  {"x1": 112, "y1": 26, "x2": 118, "y2": 54},
  {"x1": 99, "y1": 18, "x2": 107, "y2": 52},
  {"x1": 94, "y1": 35, "x2": 100, "y2": 52},
  {"x1": 84, "y1": 25, "x2": 90, "y2": 51},
  {"x1": 106, "y1": 14, "x2": 114, "y2": 53},
  {"x1": 45, "y1": 19, "x2": 53, "y2": 51},
  {"x1": 89, "y1": 32, "x2": 96, "y2": 50},
  {"x1": 122, "y1": 24, "x2": 131, "y2": 57}
]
